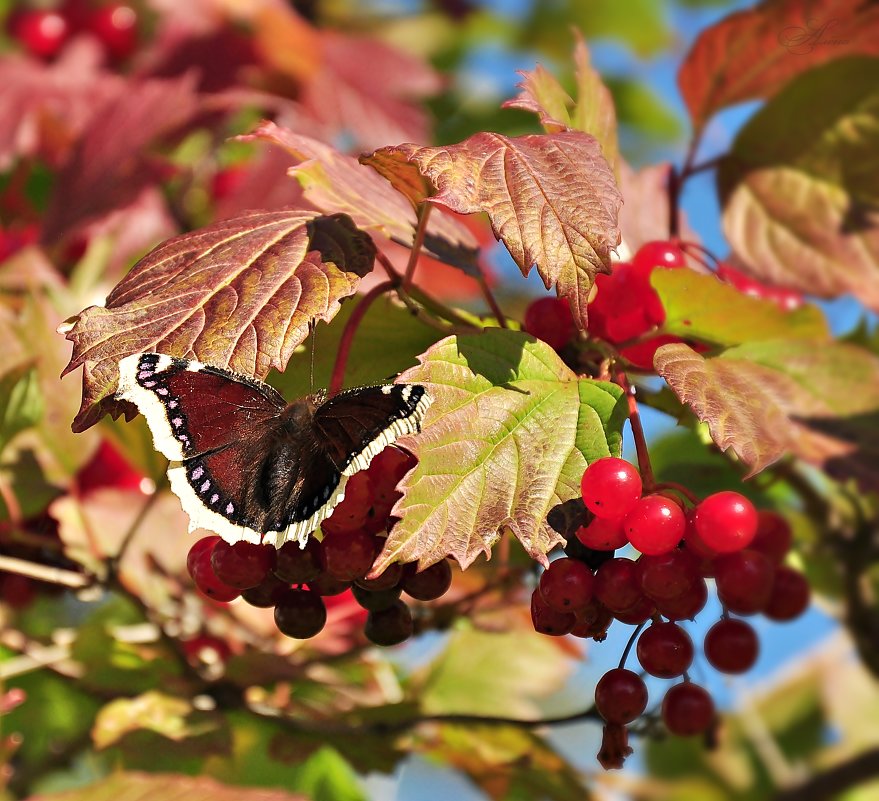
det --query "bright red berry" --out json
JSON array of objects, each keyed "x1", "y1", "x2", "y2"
[
  {"x1": 715, "y1": 550, "x2": 775, "y2": 615},
  {"x1": 636, "y1": 621, "x2": 694, "y2": 678},
  {"x1": 530, "y1": 589, "x2": 576, "y2": 636},
  {"x1": 580, "y1": 457, "x2": 642, "y2": 519},
  {"x1": 11, "y1": 11, "x2": 69, "y2": 59},
  {"x1": 523, "y1": 296, "x2": 575, "y2": 350},
  {"x1": 662, "y1": 682, "x2": 715, "y2": 736},
  {"x1": 576, "y1": 516, "x2": 628, "y2": 551},
  {"x1": 632, "y1": 240, "x2": 687, "y2": 271},
  {"x1": 588, "y1": 262, "x2": 665, "y2": 343},
  {"x1": 750, "y1": 511, "x2": 793, "y2": 565},
  {"x1": 704, "y1": 618, "x2": 759, "y2": 673},
  {"x1": 764, "y1": 566, "x2": 810, "y2": 621},
  {"x1": 186, "y1": 536, "x2": 221, "y2": 577},
  {"x1": 624, "y1": 495, "x2": 686, "y2": 555},
  {"x1": 187, "y1": 539, "x2": 240, "y2": 602},
  {"x1": 88, "y1": 3, "x2": 138, "y2": 61},
  {"x1": 539, "y1": 557, "x2": 595, "y2": 613},
  {"x1": 211, "y1": 541, "x2": 275, "y2": 590},
  {"x1": 594, "y1": 558, "x2": 642, "y2": 612},
  {"x1": 692, "y1": 491, "x2": 758, "y2": 554},
  {"x1": 595, "y1": 668, "x2": 648, "y2": 724}
]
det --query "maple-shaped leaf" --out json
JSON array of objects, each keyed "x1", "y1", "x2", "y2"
[
  {"x1": 60, "y1": 210, "x2": 375, "y2": 432},
  {"x1": 503, "y1": 36, "x2": 619, "y2": 169},
  {"x1": 654, "y1": 340, "x2": 879, "y2": 482},
  {"x1": 651, "y1": 268, "x2": 829, "y2": 346},
  {"x1": 720, "y1": 57, "x2": 879, "y2": 310},
  {"x1": 364, "y1": 132, "x2": 622, "y2": 329},
  {"x1": 40, "y1": 74, "x2": 202, "y2": 246},
  {"x1": 678, "y1": 0, "x2": 879, "y2": 132},
  {"x1": 374, "y1": 330, "x2": 627, "y2": 571},
  {"x1": 243, "y1": 121, "x2": 481, "y2": 275}
]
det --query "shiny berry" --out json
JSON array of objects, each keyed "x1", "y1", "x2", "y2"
[
  {"x1": 320, "y1": 529, "x2": 376, "y2": 581},
  {"x1": 576, "y1": 516, "x2": 627, "y2": 551},
  {"x1": 539, "y1": 557, "x2": 595, "y2": 613},
  {"x1": 11, "y1": 11, "x2": 69, "y2": 60},
  {"x1": 88, "y1": 4, "x2": 138, "y2": 61},
  {"x1": 637, "y1": 549, "x2": 699, "y2": 600},
  {"x1": 623, "y1": 495, "x2": 686, "y2": 555},
  {"x1": 594, "y1": 558, "x2": 642, "y2": 612},
  {"x1": 662, "y1": 682, "x2": 714, "y2": 736},
  {"x1": 580, "y1": 457, "x2": 642, "y2": 519},
  {"x1": 530, "y1": 589, "x2": 575, "y2": 636},
  {"x1": 692, "y1": 491, "x2": 758, "y2": 554},
  {"x1": 636, "y1": 622, "x2": 694, "y2": 678},
  {"x1": 595, "y1": 668, "x2": 648, "y2": 724},
  {"x1": 632, "y1": 240, "x2": 686, "y2": 271},
  {"x1": 704, "y1": 618, "x2": 759, "y2": 673},
  {"x1": 211, "y1": 541, "x2": 275, "y2": 590},
  {"x1": 523, "y1": 296, "x2": 575, "y2": 350}
]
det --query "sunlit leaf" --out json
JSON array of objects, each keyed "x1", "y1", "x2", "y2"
[
  {"x1": 678, "y1": 0, "x2": 879, "y2": 130},
  {"x1": 60, "y1": 210, "x2": 375, "y2": 432},
  {"x1": 376, "y1": 330, "x2": 627, "y2": 570},
  {"x1": 654, "y1": 340, "x2": 879, "y2": 480},
  {"x1": 0, "y1": 362, "x2": 42, "y2": 454},
  {"x1": 365, "y1": 132, "x2": 622, "y2": 329},
  {"x1": 651, "y1": 268, "x2": 829, "y2": 345},
  {"x1": 720, "y1": 57, "x2": 879, "y2": 310}
]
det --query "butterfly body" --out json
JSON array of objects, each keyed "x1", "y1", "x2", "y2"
[{"x1": 116, "y1": 353, "x2": 431, "y2": 548}]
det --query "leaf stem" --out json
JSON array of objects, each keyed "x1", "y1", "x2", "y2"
[
  {"x1": 403, "y1": 204, "x2": 432, "y2": 292},
  {"x1": 614, "y1": 369, "x2": 655, "y2": 490},
  {"x1": 0, "y1": 478, "x2": 22, "y2": 527},
  {"x1": 329, "y1": 281, "x2": 397, "y2": 395}
]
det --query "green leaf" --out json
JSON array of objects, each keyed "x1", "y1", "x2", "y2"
[
  {"x1": 651, "y1": 268, "x2": 829, "y2": 345},
  {"x1": 0, "y1": 362, "x2": 43, "y2": 452},
  {"x1": 376, "y1": 330, "x2": 627, "y2": 570},
  {"x1": 720, "y1": 57, "x2": 879, "y2": 309},
  {"x1": 24, "y1": 772, "x2": 308, "y2": 801},
  {"x1": 419, "y1": 627, "x2": 574, "y2": 718},
  {"x1": 654, "y1": 340, "x2": 879, "y2": 482}
]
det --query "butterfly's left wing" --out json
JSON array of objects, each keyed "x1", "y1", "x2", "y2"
[
  {"x1": 313, "y1": 383, "x2": 432, "y2": 476},
  {"x1": 116, "y1": 353, "x2": 287, "y2": 545}
]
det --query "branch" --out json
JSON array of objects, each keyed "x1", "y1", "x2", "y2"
[
  {"x1": 0, "y1": 554, "x2": 92, "y2": 588},
  {"x1": 403, "y1": 203, "x2": 432, "y2": 291},
  {"x1": 614, "y1": 370, "x2": 654, "y2": 489},
  {"x1": 773, "y1": 748, "x2": 879, "y2": 801}
]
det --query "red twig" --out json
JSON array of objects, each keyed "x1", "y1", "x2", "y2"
[
  {"x1": 651, "y1": 481, "x2": 701, "y2": 507},
  {"x1": 403, "y1": 204, "x2": 432, "y2": 292},
  {"x1": 476, "y1": 269, "x2": 507, "y2": 328},
  {"x1": 615, "y1": 370, "x2": 655, "y2": 490},
  {"x1": 328, "y1": 281, "x2": 396, "y2": 395}
]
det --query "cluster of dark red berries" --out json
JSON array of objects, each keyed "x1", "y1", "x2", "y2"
[
  {"x1": 7, "y1": 2, "x2": 139, "y2": 63},
  {"x1": 531, "y1": 456, "x2": 810, "y2": 764},
  {"x1": 523, "y1": 240, "x2": 803, "y2": 369},
  {"x1": 185, "y1": 447, "x2": 453, "y2": 647}
]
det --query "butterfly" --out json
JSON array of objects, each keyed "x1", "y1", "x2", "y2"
[{"x1": 115, "y1": 353, "x2": 431, "y2": 549}]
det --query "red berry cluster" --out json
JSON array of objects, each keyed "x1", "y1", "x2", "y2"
[
  {"x1": 184, "y1": 447, "x2": 453, "y2": 646},
  {"x1": 8, "y1": 2, "x2": 139, "y2": 63},
  {"x1": 532, "y1": 456, "x2": 811, "y2": 761},
  {"x1": 716, "y1": 262, "x2": 802, "y2": 311}
]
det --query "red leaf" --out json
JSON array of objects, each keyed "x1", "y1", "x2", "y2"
[
  {"x1": 60, "y1": 210, "x2": 375, "y2": 432},
  {"x1": 678, "y1": 0, "x2": 879, "y2": 130}
]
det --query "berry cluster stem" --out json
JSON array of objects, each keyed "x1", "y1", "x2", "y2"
[
  {"x1": 615, "y1": 370, "x2": 655, "y2": 491},
  {"x1": 403, "y1": 203, "x2": 432, "y2": 291}
]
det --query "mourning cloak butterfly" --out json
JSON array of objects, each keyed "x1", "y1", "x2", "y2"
[{"x1": 116, "y1": 353, "x2": 431, "y2": 549}]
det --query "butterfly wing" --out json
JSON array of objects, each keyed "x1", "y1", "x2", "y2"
[
  {"x1": 313, "y1": 384, "x2": 432, "y2": 476},
  {"x1": 116, "y1": 353, "x2": 287, "y2": 544}
]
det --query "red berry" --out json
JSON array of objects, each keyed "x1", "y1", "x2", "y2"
[
  {"x1": 87, "y1": 3, "x2": 138, "y2": 61},
  {"x1": 662, "y1": 682, "x2": 715, "y2": 736},
  {"x1": 595, "y1": 668, "x2": 648, "y2": 724},
  {"x1": 633, "y1": 240, "x2": 687, "y2": 271},
  {"x1": 636, "y1": 621, "x2": 694, "y2": 678},
  {"x1": 523, "y1": 296, "x2": 575, "y2": 350},
  {"x1": 322, "y1": 472, "x2": 371, "y2": 535},
  {"x1": 716, "y1": 263, "x2": 803, "y2": 311},
  {"x1": 580, "y1": 457, "x2": 642, "y2": 519},
  {"x1": 539, "y1": 558, "x2": 595, "y2": 613},
  {"x1": 576, "y1": 516, "x2": 627, "y2": 551},
  {"x1": 364, "y1": 599, "x2": 413, "y2": 646},
  {"x1": 637, "y1": 549, "x2": 699, "y2": 600},
  {"x1": 764, "y1": 566, "x2": 810, "y2": 621},
  {"x1": 715, "y1": 550, "x2": 774, "y2": 615},
  {"x1": 241, "y1": 574, "x2": 289, "y2": 608},
  {"x1": 654, "y1": 578, "x2": 708, "y2": 621},
  {"x1": 369, "y1": 446, "x2": 417, "y2": 488},
  {"x1": 692, "y1": 491, "x2": 758, "y2": 554},
  {"x1": 594, "y1": 558, "x2": 642, "y2": 612},
  {"x1": 402, "y1": 559, "x2": 452, "y2": 601},
  {"x1": 181, "y1": 635, "x2": 232, "y2": 666},
  {"x1": 11, "y1": 11, "x2": 69, "y2": 59},
  {"x1": 186, "y1": 536, "x2": 221, "y2": 578},
  {"x1": 588, "y1": 262, "x2": 665, "y2": 343},
  {"x1": 211, "y1": 541, "x2": 275, "y2": 590},
  {"x1": 274, "y1": 588, "x2": 327, "y2": 639},
  {"x1": 351, "y1": 583, "x2": 402, "y2": 612},
  {"x1": 571, "y1": 600, "x2": 614, "y2": 640},
  {"x1": 613, "y1": 595, "x2": 655, "y2": 626},
  {"x1": 704, "y1": 618, "x2": 759, "y2": 673},
  {"x1": 307, "y1": 572, "x2": 352, "y2": 596},
  {"x1": 683, "y1": 513, "x2": 719, "y2": 570},
  {"x1": 356, "y1": 560, "x2": 404, "y2": 592},
  {"x1": 1, "y1": 573, "x2": 36, "y2": 609},
  {"x1": 530, "y1": 589, "x2": 576, "y2": 636},
  {"x1": 210, "y1": 166, "x2": 247, "y2": 202},
  {"x1": 750, "y1": 511, "x2": 792, "y2": 565},
  {"x1": 77, "y1": 440, "x2": 146, "y2": 495},
  {"x1": 619, "y1": 334, "x2": 681, "y2": 371},
  {"x1": 187, "y1": 540, "x2": 240, "y2": 603},
  {"x1": 320, "y1": 529, "x2": 376, "y2": 581},
  {"x1": 273, "y1": 538, "x2": 322, "y2": 584},
  {"x1": 623, "y1": 495, "x2": 686, "y2": 555}
]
